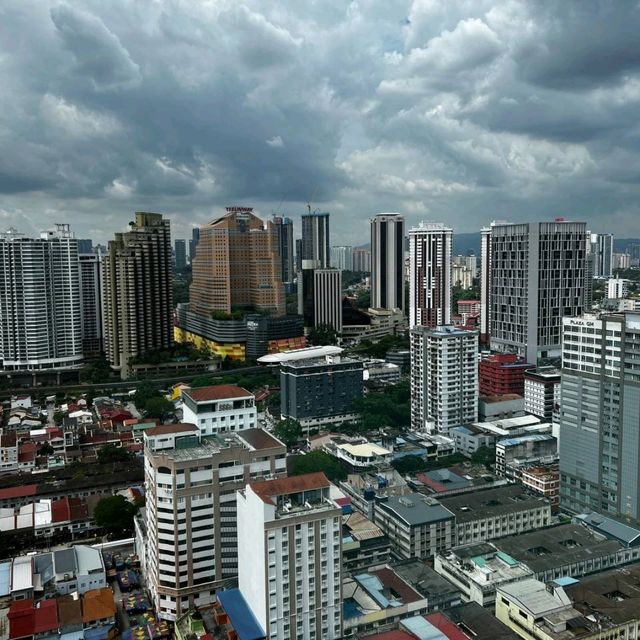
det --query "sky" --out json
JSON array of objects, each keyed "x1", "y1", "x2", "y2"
[{"x1": 1, "y1": 0, "x2": 640, "y2": 244}]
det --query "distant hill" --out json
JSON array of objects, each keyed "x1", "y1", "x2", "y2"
[
  {"x1": 453, "y1": 233, "x2": 480, "y2": 256},
  {"x1": 614, "y1": 239, "x2": 640, "y2": 253}
]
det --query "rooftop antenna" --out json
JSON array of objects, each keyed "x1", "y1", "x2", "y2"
[{"x1": 307, "y1": 185, "x2": 318, "y2": 214}]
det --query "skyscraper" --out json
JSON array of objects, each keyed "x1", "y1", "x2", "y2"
[
  {"x1": 591, "y1": 233, "x2": 614, "y2": 278},
  {"x1": 79, "y1": 247, "x2": 105, "y2": 357},
  {"x1": 408, "y1": 222, "x2": 452, "y2": 329},
  {"x1": 174, "y1": 239, "x2": 187, "y2": 270},
  {"x1": 480, "y1": 221, "x2": 510, "y2": 342},
  {"x1": 352, "y1": 248, "x2": 371, "y2": 272},
  {"x1": 0, "y1": 225, "x2": 83, "y2": 372},
  {"x1": 189, "y1": 207, "x2": 285, "y2": 317},
  {"x1": 190, "y1": 226, "x2": 200, "y2": 263},
  {"x1": 103, "y1": 212, "x2": 173, "y2": 379},
  {"x1": 237, "y1": 473, "x2": 343, "y2": 640},
  {"x1": 371, "y1": 213, "x2": 405, "y2": 311},
  {"x1": 301, "y1": 210, "x2": 330, "y2": 269},
  {"x1": 272, "y1": 215, "x2": 294, "y2": 287},
  {"x1": 410, "y1": 325, "x2": 478, "y2": 435},
  {"x1": 488, "y1": 220, "x2": 589, "y2": 364},
  {"x1": 299, "y1": 269, "x2": 342, "y2": 332},
  {"x1": 559, "y1": 312, "x2": 640, "y2": 524},
  {"x1": 330, "y1": 246, "x2": 353, "y2": 271}
]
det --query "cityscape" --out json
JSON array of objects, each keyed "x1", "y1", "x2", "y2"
[{"x1": 1, "y1": 3, "x2": 640, "y2": 640}]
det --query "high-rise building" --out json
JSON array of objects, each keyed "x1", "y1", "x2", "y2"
[
  {"x1": 613, "y1": 253, "x2": 631, "y2": 270},
  {"x1": 299, "y1": 268, "x2": 342, "y2": 331},
  {"x1": 301, "y1": 210, "x2": 330, "y2": 269},
  {"x1": 591, "y1": 233, "x2": 614, "y2": 278},
  {"x1": 479, "y1": 353, "x2": 531, "y2": 396},
  {"x1": 103, "y1": 212, "x2": 173, "y2": 378},
  {"x1": 190, "y1": 227, "x2": 200, "y2": 263},
  {"x1": 409, "y1": 222, "x2": 453, "y2": 329},
  {"x1": 480, "y1": 221, "x2": 510, "y2": 342},
  {"x1": 273, "y1": 215, "x2": 294, "y2": 287},
  {"x1": 79, "y1": 247, "x2": 105, "y2": 357},
  {"x1": 371, "y1": 213, "x2": 405, "y2": 311},
  {"x1": 0, "y1": 225, "x2": 83, "y2": 372},
  {"x1": 237, "y1": 473, "x2": 343, "y2": 640},
  {"x1": 524, "y1": 367, "x2": 560, "y2": 420},
  {"x1": 190, "y1": 207, "x2": 285, "y2": 317},
  {"x1": 295, "y1": 238, "x2": 303, "y2": 273},
  {"x1": 330, "y1": 246, "x2": 353, "y2": 271},
  {"x1": 174, "y1": 239, "x2": 187, "y2": 270},
  {"x1": 559, "y1": 312, "x2": 640, "y2": 524},
  {"x1": 410, "y1": 325, "x2": 478, "y2": 435},
  {"x1": 77, "y1": 239, "x2": 93, "y2": 254},
  {"x1": 488, "y1": 220, "x2": 589, "y2": 364},
  {"x1": 140, "y1": 422, "x2": 287, "y2": 620},
  {"x1": 352, "y1": 248, "x2": 371, "y2": 272},
  {"x1": 607, "y1": 278, "x2": 630, "y2": 299}
]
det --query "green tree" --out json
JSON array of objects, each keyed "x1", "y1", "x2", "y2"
[
  {"x1": 391, "y1": 454, "x2": 429, "y2": 475},
  {"x1": 144, "y1": 396, "x2": 174, "y2": 419},
  {"x1": 471, "y1": 445, "x2": 495, "y2": 468},
  {"x1": 290, "y1": 451, "x2": 347, "y2": 482},
  {"x1": 97, "y1": 444, "x2": 132, "y2": 464},
  {"x1": 53, "y1": 411, "x2": 64, "y2": 426},
  {"x1": 133, "y1": 381, "x2": 162, "y2": 412},
  {"x1": 355, "y1": 289, "x2": 371, "y2": 309},
  {"x1": 93, "y1": 495, "x2": 137, "y2": 534},
  {"x1": 307, "y1": 323, "x2": 338, "y2": 346},
  {"x1": 82, "y1": 356, "x2": 112, "y2": 384},
  {"x1": 273, "y1": 419, "x2": 303, "y2": 447},
  {"x1": 38, "y1": 443, "x2": 55, "y2": 456}
]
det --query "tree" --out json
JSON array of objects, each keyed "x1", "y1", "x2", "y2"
[
  {"x1": 133, "y1": 381, "x2": 161, "y2": 411},
  {"x1": 38, "y1": 443, "x2": 55, "y2": 456},
  {"x1": 391, "y1": 454, "x2": 429, "y2": 475},
  {"x1": 82, "y1": 356, "x2": 112, "y2": 384},
  {"x1": 144, "y1": 396, "x2": 174, "y2": 419},
  {"x1": 97, "y1": 444, "x2": 132, "y2": 464},
  {"x1": 471, "y1": 445, "x2": 495, "y2": 468},
  {"x1": 290, "y1": 451, "x2": 347, "y2": 482},
  {"x1": 93, "y1": 495, "x2": 137, "y2": 534},
  {"x1": 273, "y1": 419, "x2": 303, "y2": 447},
  {"x1": 53, "y1": 411, "x2": 64, "y2": 426},
  {"x1": 307, "y1": 323, "x2": 338, "y2": 346}
]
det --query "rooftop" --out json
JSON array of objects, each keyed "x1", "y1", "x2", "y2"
[
  {"x1": 257, "y1": 345, "x2": 343, "y2": 363},
  {"x1": 216, "y1": 589, "x2": 266, "y2": 640},
  {"x1": 338, "y1": 442, "x2": 391, "y2": 458},
  {"x1": 251, "y1": 472, "x2": 330, "y2": 505},
  {"x1": 236, "y1": 428, "x2": 285, "y2": 451},
  {"x1": 343, "y1": 511, "x2": 385, "y2": 542},
  {"x1": 82, "y1": 588, "x2": 116, "y2": 623},
  {"x1": 145, "y1": 423, "x2": 198, "y2": 436},
  {"x1": 184, "y1": 384, "x2": 253, "y2": 402},
  {"x1": 391, "y1": 558, "x2": 460, "y2": 598},
  {"x1": 575, "y1": 512, "x2": 640, "y2": 547},
  {"x1": 376, "y1": 493, "x2": 455, "y2": 527},
  {"x1": 495, "y1": 524, "x2": 623, "y2": 574},
  {"x1": 445, "y1": 602, "x2": 520, "y2": 640},
  {"x1": 439, "y1": 484, "x2": 549, "y2": 523}
]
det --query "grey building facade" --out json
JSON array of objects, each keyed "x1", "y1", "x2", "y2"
[
  {"x1": 273, "y1": 215, "x2": 294, "y2": 287},
  {"x1": 371, "y1": 213, "x2": 405, "y2": 312},
  {"x1": 280, "y1": 355, "x2": 363, "y2": 429}
]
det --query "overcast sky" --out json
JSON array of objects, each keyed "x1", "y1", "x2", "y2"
[{"x1": 1, "y1": 1, "x2": 640, "y2": 244}]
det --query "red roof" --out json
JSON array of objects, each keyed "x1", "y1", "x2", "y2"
[
  {"x1": 0, "y1": 485, "x2": 37, "y2": 501},
  {"x1": 185, "y1": 384, "x2": 252, "y2": 402},
  {"x1": 8, "y1": 600, "x2": 35, "y2": 640},
  {"x1": 251, "y1": 472, "x2": 330, "y2": 505},
  {"x1": 34, "y1": 600, "x2": 58, "y2": 634},
  {"x1": 52, "y1": 498, "x2": 71, "y2": 523},
  {"x1": 18, "y1": 443, "x2": 37, "y2": 463},
  {"x1": 145, "y1": 423, "x2": 198, "y2": 436},
  {"x1": 361, "y1": 632, "x2": 413, "y2": 640},
  {"x1": 425, "y1": 613, "x2": 471, "y2": 640}
]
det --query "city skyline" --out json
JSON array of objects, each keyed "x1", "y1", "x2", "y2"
[{"x1": 1, "y1": 2, "x2": 639, "y2": 245}]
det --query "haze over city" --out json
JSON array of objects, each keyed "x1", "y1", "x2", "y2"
[{"x1": 2, "y1": 0, "x2": 640, "y2": 243}]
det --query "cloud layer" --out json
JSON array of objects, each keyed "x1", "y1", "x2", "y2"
[{"x1": 1, "y1": 0, "x2": 639, "y2": 242}]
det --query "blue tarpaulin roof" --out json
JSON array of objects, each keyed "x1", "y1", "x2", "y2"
[
  {"x1": 217, "y1": 589, "x2": 266, "y2": 640},
  {"x1": 83, "y1": 625, "x2": 112, "y2": 640}
]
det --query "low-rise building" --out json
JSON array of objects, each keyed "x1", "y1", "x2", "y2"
[
  {"x1": 342, "y1": 511, "x2": 391, "y2": 573},
  {"x1": 338, "y1": 469, "x2": 410, "y2": 519},
  {"x1": 521, "y1": 465, "x2": 560, "y2": 510},
  {"x1": 439, "y1": 484, "x2": 552, "y2": 546},
  {"x1": 495, "y1": 434, "x2": 558, "y2": 478},
  {"x1": 332, "y1": 442, "x2": 393, "y2": 469},
  {"x1": 478, "y1": 394, "x2": 525, "y2": 420},
  {"x1": 373, "y1": 493, "x2": 455, "y2": 559},
  {"x1": 435, "y1": 543, "x2": 534, "y2": 606},
  {"x1": 181, "y1": 384, "x2": 257, "y2": 435},
  {"x1": 391, "y1": 558, "x2": 462, "y2": 611},
  {"x1": 479, "y1": 354, "x2": 532, "y2": 397},
  {"x1": 523, "y1": 367, "x2": 560, "y2": 420}
]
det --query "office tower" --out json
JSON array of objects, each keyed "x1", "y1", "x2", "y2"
[
  {"x1": 0, "y1": 225, "x2": 83, "y2": 372},
  {"x1": 314, "y1": 269, "x2": 342, "y2": 332},
  {"x1": 301, "y1": 210, "x2": 330, "y2": 269},
  {"x1": 524, "y1": 367, "x2": 560, "y2": 420},
  {"x1": 584, "y1": 243, "x2": 595, "y2": 310},
  {"x1": 103, "y1": 212, "x2": 173, "y2": 379},
  {"x1": 408, "y1": 222, "x2": 453, "y2": 329},
  {"x1": 237, "y1": 473, "x2": 343, "y2": 640},
  {"x1": 272, "y1": 215, "x2": 295, "y2": 287},
  {"x1": 174, "y1": 239, "x2": 187, "y2": 270},
  {"x1": 141, "y1": 422, "x2": 287, "y2": 620},
  {"x1": 607, "y1": 278, "x2": 629, "y2": 299},
  {"x1": 77, "y1": 239, "x2": 93, "y2": 254},
  {"x1": 190, "y1": 208, "x2": 285, "y2": 317},
  {"x1": 352, "y1": 248, "x2": 371, "y2": 272},
  {"x1": 560, "y1": 312, "x2": 640, "y2": 524},
  {"x1": 371, "y1": 213, "x2": 405, "y2": 311},
  {"x1": 79, "y1": 248, "x2": 105, "y2": 357},
  {"x1": 190, "y1": 227, "x2": 200, "y2": 263},
  {"x1": 480, "y1": 221, "x2": 510, "y2": 342},
  {"x1": 591, "y1": 233, "x2": 614, "y2": 278},
  {"x1": 489, "y1": 220, "x2": 589, "y2": 364},
  {"x1": 330, "y1": 246, "x2": 353, "y2": 271},
  {"x1": 295, "y1": 239, "x2": 303, "y2": 273},
  {"x1": 181, "y1": 384, "x2": 257, "y2": 435},
  {"x1": 280, "y1": 350, "x2": 363, "y2": 430},
  {"x1": 410, "y1": 325, "x2": 478, "y2": 435}
]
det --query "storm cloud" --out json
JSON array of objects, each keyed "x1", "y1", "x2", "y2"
[{"x1": 1, "y1": 0, "x2": 639, "y2": 242}]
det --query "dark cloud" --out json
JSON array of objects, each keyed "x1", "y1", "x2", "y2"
[{"x1": 0, "y1": 0, "x2": 638, "y2": 243}]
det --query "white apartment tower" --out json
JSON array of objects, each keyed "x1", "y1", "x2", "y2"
[
  {"x1": 488, "y1": 220, "x2": 589, "y2": 364},
  {"x1": 330, "y1": 246, "x2": 353, "y2": 271},
  {"x1": 410, "y1": 325, "x2": 478, "y2": 435},
  {"x1": 140, "y1": 420, "x2": 287, "y2": 621},
  {"x1": 409, "y1": 222, "x2": 452, "y2": 329},
  {"x1": 591, "y1": 233, "x2": 614, "y2": 278},
  {"x1": 371, "y1": 213, "x2": 405, "y2": 311},
  {"x1": 237, "y1": 472, "x2": 343, "y2": 640},
  {"x1": 0, "y1": 225, "x2": 83, "y2": 372}
]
